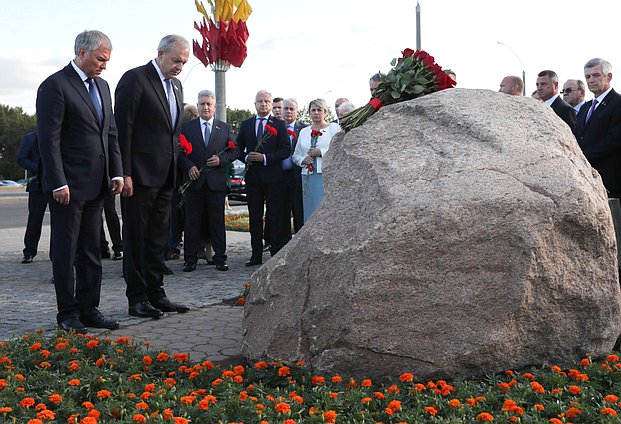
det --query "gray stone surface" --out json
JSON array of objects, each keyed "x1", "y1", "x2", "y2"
[{"x1": 241, "y1": 88, "x2": 621, "y2": 380}]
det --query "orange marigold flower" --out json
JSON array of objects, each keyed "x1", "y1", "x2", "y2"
[
  {"x1": 415, "y1": 383, "x2": 426, "y2": 391},
  {"x1": 87, "y1": 409, "x2": 100, "y2": 419},
  {"x1": 387, "y1": 400, "x2": 402, "y2": 413},
  {"x1": 605, "y1": 394, "x2": 619, "y2": 403},
  {"x1": 399, "y1": 373, "x2": 414, "y2": 382},
  {"x1": 0, "y1": 379, "x2": 7, "y2": 389},
  {"x1": 283, "y1": 420, "x2": 296, "y2": 424},
  {"x1": 530, "y1": 381, "x2": 545, "y2": 394},
  {"x1": 135, "y1": 401, "x2": 148, "y2": 410},
  {"x1": 551, "y1": 388, "x2": 563, "y2": 395},
  {"x1": 163, "y1": 408, "x2": 174, "y2": 419},
  {"x1": 256, "y1": 403, "x2": 265, "y2": 411},
  {"x1": 311, "y1": 375, "x2": 325, "y2": 385},
  {"x1": 35, "y1": 403, "x2": 46, "y2": 411},
  {"x1": 425, "y1": 406, "x2": 438, "y2": 416},
  {"x1": 82, "y1": 415, "x2": 97, "y2": 424},
  {"x1": 180, "y1": 396, "x2": 195, "y2": 405},
  {"x1": 82, "y1": 401, "x2": 95, "y2": 410},
  {"x1": 68, "y1": 362, "x2": 80, "y2": 371},
  {"x1": 48, "y1": 394, "x2": 62, "y2": 405},
  {"x1": 173, "y1": 353, "x2": 189, "y2": 362},
  {"x1": 86, "y1": 340, "x2": 99, "y2": 349},
  {"x1": 274, "y1": 402, "x2": 291, "y2": 414},
  {"x1": 198, "y1": 398, "x2": 211, "y2": 410},
  {"x1": 164, "y1": 377, "x2": 176, "y2": 387},
  {"x1": 133, "y1": 413, "x2": 147, "y2": 423},
  {"x1": 467, "y1": 398, "x2": 478, "y2": 407},
  {"x1": 449, "y1": 399, "x2": 461, "y2": 408},
  {"x1": 173, "y1": 418, "x2": 189, "y2": 424},
  {"x1": 329, "y1": 392, "x2": 338, "y2": 398},
  {"x1": 362, "y1": 397, "x2": 372, "y2": 404},
  {"x1": 0, "y1": 407, "x2": 12, "y2": 413},
  {"x1": 212, "y1": 378, "x2": 223, "y2": 386},
  {"x1": 291, "y1": 395, "x2": 303, "y2": 404},
  {"x1": 29, "y1": 342, "x2": 42, "y2": 351},
  {"x1": 568, "y1": 385, "x2": 582, "y2": 395},
  {"x1": 278, "y1": 366, "x2": 291, "y2": 377},
  {"x1": 26, "y1": 419, "x2": 43, "y2": 424},
  {"x1": 324, "y1": 410, "x2": 337, "y2": 423},
  {"x1": 233, "y1": 375, "x2": 243, "y2": 383},
  {"x1": 508, "y1": 417, "x2": 519, "y2": 423},
  {"x1": 566, "y1": 407, "x2": 582, "y2": 418},
  {"x1": 534, "y1": 404, "x2": 545, "y2": 411},
  {"x1": 331, "y1": 375, "x2": 343, "y2": 383},
  {"x1": 142, "y1": 356, "x2": 152, "y2": 365},
  {"x1": 40, "y1": 350, "x2": 51, "y2": 358},
  {"x1": 476, "y1": 412, "x2": 494, "y2": 421},
  {"x1": 498, "y1": 382, "x2": 511, "y2": 393},
  {"x1": 233, "y1": 365, "x2": 245, "y2": 375},
  {"x1": 373, "y1": 391, "x2": 385, "y2": 400},
  {"x1": 156, "y1": 352, "x2": 169, "y2": 362},
  {"x1": 97, "y1": 389, "x2": 112, "y2": 399},
  {"x1": 239, "y1": 391, "x2": 249, "y2": 401},
  {"x1": 19, "y1": 397, "x2": 35, "y2": 408},
  {"x1": 68, "y1": 379, "x2": 81, "y2": 386},
  {"x1": 551, "y1": 365, "x2": 562, "y2": 373},
  {"x1": 580, "y1": 358, "x2": 591, "y2": 367},
  {"x1": 606, "y1": 354, "x2": 620, "y2": 363},
  {"x1": 38, "y1": 361, "x2": 51, "y2": 368},
  {"x1": 36, "y1": 409, "x2": 55, "y2": 420},
  {"x1": 255, "y1": 361, "x2": 269, "y2": 370},
  {"x1": 361, "y1": 378, "x2": 373, "y2": 387},
  {"x1": 522, "y1": 373, "x2": 535, "y2": 381},
  {"x1": 14, "y1": 374, "x2": 25, "y2": 381},
  {"x1": 602, "y1": 407, "x2": 617, "y2": 416},
  {"x1": 387, "y1": 384, "x2": 400, "y2": 394},
  {"x1": 116, "y1": 336, "x2": 131, "y2": 344}
]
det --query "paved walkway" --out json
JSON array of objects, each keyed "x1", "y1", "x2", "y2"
[{"x1": 0, "y1": 195, "x2": 254, "y2": 366}]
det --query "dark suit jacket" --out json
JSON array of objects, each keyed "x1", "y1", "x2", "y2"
[
  {"x1": 575, "y1": 88, "x2": 621, "y2": 197},
  {"x1": 550, "y1": 96, "x2": 577, "y2": 133},
  {"x1": 236, "y1": 116, "x2": 290, "y2": 184},
  {"x1": 115, "y1": 61, "x2": 183, "y2": 188},
  {"x1": 178, "y1": 118, "x2": 238, "y2": 191},
  {"x1": 36, "y1": 63, "x2": 122, "y2": 200},
  {"x1": 16, "y1": 132, "x2": 42, "y2": 192}
]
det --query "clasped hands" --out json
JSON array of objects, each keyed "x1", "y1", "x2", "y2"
[{"x1": 302, "y1": 148, "x2": 321, "y2": 165}]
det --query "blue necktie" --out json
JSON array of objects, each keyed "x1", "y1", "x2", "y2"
[
  {"x1": 585, "y1": 99, "x2": 598, "y2": 123},
  {"x1": 203, "y1": 121, "x2": 211, "y2": 147},
  {"x1": 257, "y1": 118, "x2": 264, "y2": 139},
  {"x1": 86, "y1": 78, "x2": 103, "y2": 123},
  {"x1": 165, "y1": 79, "x2": 178, "y2": 127}
]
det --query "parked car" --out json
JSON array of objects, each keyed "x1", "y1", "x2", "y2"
[
  {"x1": 0, "y1": 180, "x2": 20, "y2": 187},
  {"x1": 228, "y1": 160, "x2": 246, "y2": 200}
]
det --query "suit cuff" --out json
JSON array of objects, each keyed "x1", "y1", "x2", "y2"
[{"x1": 53, "y1": 185, "x2": 68, "y2": 192}]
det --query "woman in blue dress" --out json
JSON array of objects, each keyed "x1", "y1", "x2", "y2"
[{"x1": 292, "y1": 99, "x2": 340, "y2": 222}]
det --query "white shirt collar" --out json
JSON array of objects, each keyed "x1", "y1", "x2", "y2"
[
  {"x1": 594, "y1": 86, "x2": 614, "y2": 104},
  {"x1": 70, "y1": 61, "x2": 89, "y2": 83},
  {"x1": 151, "y1": 59, "x2": 166, "y2": 82},
  {"x1": 200, "y1": 117, "x2": 214, "y2": 127},
  {"x1": 544, "y1": 93, "x2": 560, "y2": 107}
]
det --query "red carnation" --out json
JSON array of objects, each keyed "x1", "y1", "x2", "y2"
[
  {"x1": 305, "y1": 163, "x2": 314, "y2": 173},
  {"x1": 179, "y1": 134, "x2": 192, "y2": 156},
  {"x1": 265, "y1": 124, "x2": 278, "y2": 136},
  {"x1": 287, "y1": 129, "x2": 297, "y2": 140},
  {"x1": 310, "y1": 130, "x2": 322, "y2": 138},
  {"x1": 227, "y1": 140, "x2": 237, "y2": 150}
]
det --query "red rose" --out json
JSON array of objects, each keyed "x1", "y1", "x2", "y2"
[
  {"x1": 264, "y1": 124, "x2": 278, "y2": 136},
  {"x1": 179, "y1": 134, "x2": 192, "y2": 156},
  {"x1": 287, "y1": 129, "x2": 297, "y2": 140},
  {"x1": 402, "y1": 48, "x2": 415, "y2": 58}
]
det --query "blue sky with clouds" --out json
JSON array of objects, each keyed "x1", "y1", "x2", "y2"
[{"x1": 2, "y1": 0, "x2": 621, "y2": 115}]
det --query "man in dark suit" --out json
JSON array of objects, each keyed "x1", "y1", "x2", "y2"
[
  {"x1": 36, "y1": 30, "x2": 123, "y2": 333},
  {"x1": 115, "y1": 34, "x2": 190, "y2": 318},
  {"x1": 575, "y1": 58, "x2": 621, "y2": 198},
  {"x1": 236, "y1": 90, "x2": 291, "y2": 265},
  {"x1": 536, "y1": 70, "x2": 577, "y2": 133},
  {"x1": 178, "y1": 90, "x2": 238, "y2": 272},
  {"x1": 16, "y1": 131, "x2": 49, "y2": 264},
  {"x1": 282, "y1": 98, "x2": 308, "y2": 233}
]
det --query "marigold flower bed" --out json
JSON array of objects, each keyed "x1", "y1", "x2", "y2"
[
  {"x1": 225, "y1": 213, "x2": 249, "y2": 232},
  {"x1": 1, "y1": 331, "x2": 621, "y2": 423}
]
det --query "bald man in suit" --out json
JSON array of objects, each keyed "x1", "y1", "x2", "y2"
[{"x1": 36, "y1": 30, "x2": 123, "y2": 333}]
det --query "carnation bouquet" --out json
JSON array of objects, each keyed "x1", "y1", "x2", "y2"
[
  {"x1": 340, "y1": 49, "x2": 455, "y2": 132},
  {"x1": 243, "y1": 123, "x2": 277, "y2": 175}
]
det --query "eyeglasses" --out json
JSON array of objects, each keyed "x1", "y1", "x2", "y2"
[{"x1": 561, "y1": 88, "x2": 578, "y2": 94}]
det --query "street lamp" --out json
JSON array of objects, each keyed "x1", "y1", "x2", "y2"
[{"x1": 497, "y1": 41, "x2": 526, "y2": 96}]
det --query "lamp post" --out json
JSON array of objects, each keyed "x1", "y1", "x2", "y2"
[
  {"x1": 497, "y1": 41, "x2": 526, "y2": 96},
  {"x1": 416, "y1": 1, "x2": 421, "y2": 50}
]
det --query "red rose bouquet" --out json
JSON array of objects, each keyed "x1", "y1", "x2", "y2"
[{"x1": 340, "y1": 49, "x2": 455, "y2": 132}]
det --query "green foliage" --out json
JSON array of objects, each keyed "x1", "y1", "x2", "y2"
[
  {"x1": 226, "y1": 107, "x2": 254, "y2": 135},
  {"x1": 0, "y1": 104, "x2": 36, "y2": 180}
]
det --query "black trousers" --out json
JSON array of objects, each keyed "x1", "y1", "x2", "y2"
[
  {"x1": 122, "y1": 183, "x2": 172, "y2": 305},
  {"x1": 23, "y1": 189, "x2": 49, "y2": 257},
  {"x1": 183, "y1": 186, "x2": 227, "y2": 264},
  {"x1": 48, "y1": 194, "x2": 104, "y2": 323},
  {"x1": 246, "y1": 180, "x2": 290, "y2": 259},
  {"x1": 100, "y1": 193, "x2": 122, "y2": 253}
]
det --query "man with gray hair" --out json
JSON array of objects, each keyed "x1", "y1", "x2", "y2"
[
  {"x1": 562, "y1": 79, "x2": 587, "y2": 114},
  {"x1": 575, "y1": 58, "x2": 621, "y2": 198},
  {"x1": 115, "y1": 34, "x2": 190, "y2": 318},
  {"x1": 336, "y1": 101, "x2": 356, "y2": 120},
  {"x1": 178, "y1": 90, "x2": 237, "y2": 272},
  {"x1": 536, "y1": 69, "x2": 577, "y2": 133},
  {"x1": 36, "y1": 30, "x2": 123, "y2": 333}
]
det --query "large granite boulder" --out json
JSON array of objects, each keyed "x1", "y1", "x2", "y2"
[{"x1": 241, "y1": 89, "x2": 621, "y2": 380}]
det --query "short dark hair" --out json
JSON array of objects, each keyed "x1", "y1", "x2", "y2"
[
  {"x1": 537, "y1": 70, "x2": 558, "y2": 83},
  {"x1": 273, "y1": 97, "x2": 284, "y2": 103}
]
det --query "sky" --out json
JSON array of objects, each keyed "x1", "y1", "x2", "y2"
[{"x1": 2, "y1": 0, "x2": 621, "y2": 116}]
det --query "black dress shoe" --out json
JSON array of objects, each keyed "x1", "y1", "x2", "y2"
[
  {"x1": 101, "y1": 250, "x2": 111, "y2": 259},
  {"x1": 182, "y1": 261, "x2": 197, "y2": 272},
  {"x1": 216, "y1": 263, "x2": 229, "y2": 271},
  {"x1": 58, "y1": 317, "x2": 87, "y2": 334},
  {"x1": 80, "y1": 311, "x2": 120, "y2": 329},
  {"x1": 128, "y1": 301, "x2": 164, "y2": 318},
  {"x1": 112, "y1": 251, "x2": 123, "y2": 260},
  {"x1": 21, "y1": 255, "x2": 34, "y2": 264},
  {"x1": 245, "y1": 258, "x2": 262, "y2": 266},
  {"x1": 150, "y1": 297, "x2": 189, "y2": 313}
]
